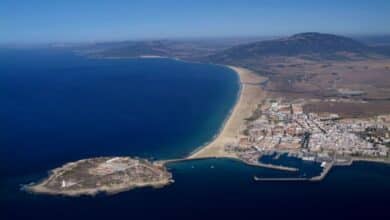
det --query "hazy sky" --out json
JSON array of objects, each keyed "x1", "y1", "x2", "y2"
[{"x1": 1, "y1": 0, "x2": 390, "y2": 43}]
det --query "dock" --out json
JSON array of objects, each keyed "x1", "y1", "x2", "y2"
[
  {"x1": 310, "y1": 161, "x2": 333, "y2": 181},
  {"x1": 254, "y1": 176, "x2": 308, "y2": 181},
  {"x1": 252, "y1": 162, "x2": 299, "y2": 172},
  {"x1": 253, "y1": 161, "x2": 334, "y2": 182},
  {"x1": 156, "y1": 157, "x2": 213, "y2": 166}
]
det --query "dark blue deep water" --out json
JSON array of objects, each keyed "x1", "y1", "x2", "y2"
[
  {"x1": 1, "y1": 49, "x2": 390, "y2": 219},
  {"x1": 0, "y1": 48, "x2": 239, "y2": 176}
]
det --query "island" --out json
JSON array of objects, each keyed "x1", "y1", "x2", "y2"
[{"x1": 26, "y1": 157, "x2": 173, "y2": 196}]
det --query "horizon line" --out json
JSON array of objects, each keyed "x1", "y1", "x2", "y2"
[{"x1": 2, "y1": 32, "x2": 390, "y2": 47}]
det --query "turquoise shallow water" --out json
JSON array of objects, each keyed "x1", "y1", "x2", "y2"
[{"x1": 1, "y1": 48, "x2": 390, "y2": 219}]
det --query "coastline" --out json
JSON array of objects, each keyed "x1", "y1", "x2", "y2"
[
  {"x1": 187, "y1": 66, "x2": 267, "y2": 159},
  {"x1": 185, "y1": 66, "x2": 243, "y2": 158},
  {"x1": 25, "y1": 179, "x2": 172, "y2": 197},
  {"x1": 86, "y1": 55, "x2": 244, "y2": 160},
  {"x1": 24, "y1": 58, "x2": 265, "y2": 196},
  {"x1": 22, "y1": 56, "x2": 390, "y2": 196},
  {"x1": 351, "y1": 157, "x2": 390, "y2": 165},
  {"x1": 24, "y1": 157, "x2": 174, "y2": 196},
  {"x1": 87, "y1": 54, "x2": 267, "y2": 162}
]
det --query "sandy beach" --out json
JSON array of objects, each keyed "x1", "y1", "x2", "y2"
[{"x1": 188, "y1": 66, "x2": 267, "y2": 159}]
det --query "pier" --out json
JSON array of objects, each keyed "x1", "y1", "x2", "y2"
[
  {"x1": 254, "y1": 176, "x2": 308, "y2": 181},
  {"x1": 254, "y1": 162, "x2": 334, "y2": 182},
  {"x1": 252, "y1": 162, "x2": 299, "y2": 172},
  {"x1": 310, "y1": 161, "x2": 333, "y2": 181},
  {"x1": 157, "y1": 157, "x2": 219, "y2": 166},
  {"x1": 158, "y1": 157, "x2": 299, "y2": 172}
]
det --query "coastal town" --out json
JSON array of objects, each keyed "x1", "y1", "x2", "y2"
[{"x1": 225, "y1": 98, "x2": 390, "y2": 179}]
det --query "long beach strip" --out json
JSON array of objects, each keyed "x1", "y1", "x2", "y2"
[{"x1": 188, "y1": 66, "x2": 267, "y2": 159}]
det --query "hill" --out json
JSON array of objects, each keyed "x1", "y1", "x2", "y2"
[
  {"x1": 203, "y1": 33, "x2": 390, "y2": 103},
  {"x1": 78, "y1": 33, "x2": 390, "y2": 62},
  {"x1": 82, "y1": 37, "x2": 269, "y2": 60},
  {"x1": 207, "y1": 32, "x2": 382, "y2": 64},
  {"x1": 90, "y1": 41, "x2": 171, "y2": 58}
]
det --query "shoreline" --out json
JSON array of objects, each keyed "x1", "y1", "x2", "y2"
[
  {"x1": 185, "y1": 65, "x2": 243, "y2": 158},
  {"x1": 85, "y1": 54, "x2": 245, "y2": 160},
  {"x1": 187, "y1": 66, "x2": 267, "y2": 159},
  {"x1": 24, "y1": 62, "x2": 276, "y2": 196},
  {"x1": 24, "y1": 157, "x2": 174, "y2": 197},
  {"x1": 25, "y1": 180, "x2": 172, "y2": 197},
  {"x1": 81, "y1": 56, "x2": 390, "y2": 167},
  {"x1": 351, "y1": 157, "x2": 390, "y2": 165},
  {"x1": 22, "y1": 56, "x2": 390, "y2": 196}
]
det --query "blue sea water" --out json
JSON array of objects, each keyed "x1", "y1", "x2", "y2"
[
  {"x1": 0, "y1": 48, "x2": 238, "y2": 177},
  {"x1": 1, "y1": 49, "x2": 390, "y2": 219}
]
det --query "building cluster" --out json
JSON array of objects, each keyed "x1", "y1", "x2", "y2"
[
  {"x1": 91, "y1": 157, "x2": 139, "y2": 176},
  {"x1": 226, "y1": 99, "x2": 390, "y2": 163}
]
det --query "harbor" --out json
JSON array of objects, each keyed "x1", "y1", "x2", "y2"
[{"x1": 253, "y1": 161, "x2": 335, "y2": 182}]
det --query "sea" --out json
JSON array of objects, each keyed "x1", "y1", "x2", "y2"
[{"x1": 1, "y1": 48, "x2": 390, "y2": 219}]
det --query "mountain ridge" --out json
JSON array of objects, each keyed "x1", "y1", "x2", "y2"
[{"x1": 207, "y1": 32, "x2": 380, "y2": 63}]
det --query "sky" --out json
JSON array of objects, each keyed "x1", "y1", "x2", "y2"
[{"x1": 1, "y1": 0, "x2": 390, "y2": 44}]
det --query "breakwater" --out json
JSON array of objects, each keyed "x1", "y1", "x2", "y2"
[{"x1": 254, "y1": 162, "x2": 334, "y2": 182}]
